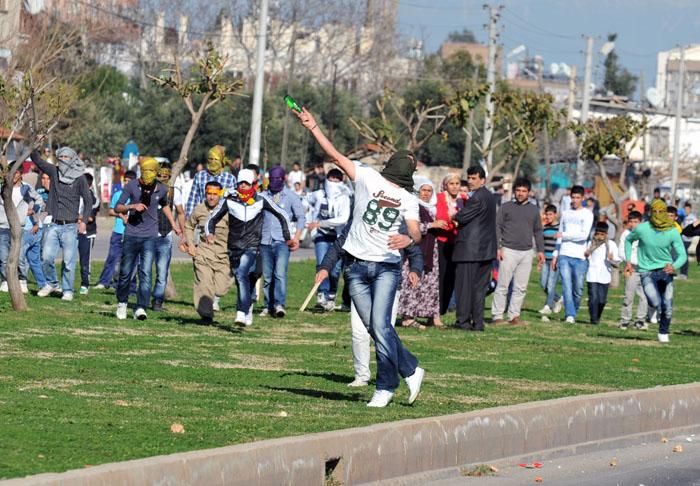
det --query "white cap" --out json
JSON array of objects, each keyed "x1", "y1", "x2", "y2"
[{"x1": 237, "y1": 168, "x2": 256, "y2": 185}]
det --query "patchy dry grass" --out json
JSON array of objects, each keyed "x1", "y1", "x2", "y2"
[{"x1": 0, "y1": 259, "x2": 699, "y2": 479}]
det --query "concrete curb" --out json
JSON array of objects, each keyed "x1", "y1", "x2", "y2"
[{"x1": 5, "y1": 382, "x2": 700, "y2": 485}]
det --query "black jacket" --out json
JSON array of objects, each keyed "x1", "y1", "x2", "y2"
[{"x1": 452, "y1": 185, "x2": 497, "y2": 262}]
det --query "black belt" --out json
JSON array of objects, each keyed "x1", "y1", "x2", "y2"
[{"x1": 54, "y1": 219, "x2": 77, "y2": 225}]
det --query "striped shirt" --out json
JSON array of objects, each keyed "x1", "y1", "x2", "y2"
[
  {"x1": 184, "y1": 170, "x2": 236, "y2": 217},
  {"x1": 543, "y1": 222, "x2": 558, "y2": 261}
]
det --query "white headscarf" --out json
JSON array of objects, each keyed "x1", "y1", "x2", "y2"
[{"x1": 413, "y1": 176, "x2": 437, "y2": 218}]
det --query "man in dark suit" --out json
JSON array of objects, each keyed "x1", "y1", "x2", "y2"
[{"x1": 452, "y1": 166, "x2": 497, "y2": 331}]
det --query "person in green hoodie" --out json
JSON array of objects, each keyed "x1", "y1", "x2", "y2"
[{"x1": 624, "y1": 199, "x2": 687, "y2": 343}]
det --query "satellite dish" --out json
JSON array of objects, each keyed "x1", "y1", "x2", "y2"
[
  {"x1": 508, "y1": 45, "x2": 526, "y2": 58},
  {"x1": 561, "y1": 63, "x2": 572, "y2": 78},
  {"x1": 600, "y1": 41, "x2": 615, "y2": 56},
  {"x1": 646, "y1": 87, "x2": 662, "y2": 107},
  {"x1": 550, "y1": 63, "x2": 560, "y2": 75}
]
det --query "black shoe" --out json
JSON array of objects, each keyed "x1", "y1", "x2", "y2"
[
  {"x1": 201, "y1": 316, "x2": 213, "y2": 324},
  {"x1": 274, "y1": 305, "x2": 286, "y2": 318},
  {"x1": 454, "y1": 322, "x2": 473, "y2": 331},
  {"x1": 152, "y1": 300, "x2": 163, "y2": 312}
]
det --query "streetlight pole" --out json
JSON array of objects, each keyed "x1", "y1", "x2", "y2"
[{"x1": 248, "y1": 0, "x2": 269, "y2": 168}]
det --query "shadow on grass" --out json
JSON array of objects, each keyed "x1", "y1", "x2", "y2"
[
  {"x1": 280, "y1": 371, "x2": 355, "y2": 385},
  {"x1": 159, "y1": 315, "x2": 243, "y2": 334},
  {"x1": 677, "y1": 329, "x2": 700, "y2": 337},
  {"x1": 594, "y1": 330, "x2": 654, "y2": 342},
  {"x1": 262, "y1": 385, "x2": 365, "y2": 402}
]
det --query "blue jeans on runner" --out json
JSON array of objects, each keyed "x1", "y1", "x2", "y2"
[
  {"x1": 97, "y1": 231, "x2": 123, "y2": 287},
  {"x1": 19, "y1": 228, "x2": 46, "y2": 288},
  {"x1": 640, "y1": 270, "x2": 674, "y2": 335},
  {"x1": 344, "y1": 259, "x2": 419, "y2": 392},
  {"x1": 0, "y1": 228, "x2": 10, "y2": 282},
  {"x1": 42, "y1": 223, "x2": 79, "y2": 292},
  {"x1": 314, "y1": 239, "x2": 341, "y2": 299},
  {"x1": 152, "y1": 233, "x2": 173, "y2": 304},
  {"x1": 116, "y1": 235, "x2": 156, "y2": 310},
  {"x1": 540, "y1": 262, "x2": 560, "y2": 308},
  {"x1": 558, "y1": 255, "x2": 588, "y2": 319},
  {"x1": 261, "y1": 241, "x2": 290, "y2": 309},
  {"x1": 232, "y1": 248, "x2": 258, "y2": 313}
]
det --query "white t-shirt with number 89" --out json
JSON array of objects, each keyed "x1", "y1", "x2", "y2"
[{"x1": 342, "y1": 162, "x2": 419, "y2": 263}]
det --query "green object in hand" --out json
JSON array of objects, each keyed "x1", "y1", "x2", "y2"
[{"x1": 284, "y1": 94, "x2": 302, "y2": 113}]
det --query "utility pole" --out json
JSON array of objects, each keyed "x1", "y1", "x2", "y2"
[
  {"x1": 482, "y1": 4, "x2": 501, "y2": 173},
  {"x1": 280, "y1": 7, "x2": 299, "y2": 168},
  {"x1": 537, "y1": 58, "x2": 552, "y2": 197},
  {"x1": 575, "y1": 36, "x2": 594, "y2": 186},
  {"x1": 462, "y1": 66, "x2": 479, "y2": 171},
  {"x1": 671, "y1": 45, "x2": 685, "y2": 198},
  {"x1": 248, "y1": 0, "x2": 269, "y2": 167},
  {"x1": 639, "y1": 70, "x2": 647, "y2": 164},
  {"x1": 328, "y1": 63, "x2": 338, "y2": 142}
]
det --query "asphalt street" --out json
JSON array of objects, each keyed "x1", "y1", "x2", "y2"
[{"x1": 377, "y1": 433, "x2": 700, "y2": 486}]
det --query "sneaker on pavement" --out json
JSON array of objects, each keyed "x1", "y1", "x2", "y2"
[
  {"x1": 79, "y1": 286, "x2": 89, "y2": 295},
  {"x1": 275, "y1": 305, "x2": 286, "y2": 318},
  {"x1": 618, "y1": 321, "x2": 630, "y2": 330},
  {"x1": 635, "y1": 320, "x2": 649, "y2": 331},
  {"x1": 212, "y1": 295, "x2": 221, "y2": 312},
  {"x1": 116, "y1": 303, "x2": 128, "y2": 320},
  {"x1": 347, "y1": 378, "x2": 369, "y2": 387},
  {"x1": 61, "y1": 291, "x2": 74, "y2": 301},
  {"x1": 37, "y1": 284, "x2": 58, "y2": 297},
  {"x1": 658, "y1": 333, "x2": 669, "y2": 343},
  {"x1": 539, "y1": 305, "x2": 552, "y2": 315},
  {"x1": 134, "y1": 307, "x2": 147, "y2": 320},
  {"x1": 94, "y1": 283, "x2": 106, "y2": 290},
  {"x1": 20, "y1": 281, "x2": 28, "y2": 294},
  {"x1": 367, "y1": 389, "x2": 394, "y2": 408},
  {"x1": 565, "y1": 316, "x2": 576, "y2": 324},
  {"x1": 234, "y1": 311, "x2": 247, "y2": 325},
  {"x1": 259, "y1": 308, "x2": 270, "y2": 317},
  {"x1": 405, "y1": 367, "x2": 425, "y2": 405},
  {"x1": 553, "y1": 298, "x2": 563, "y2": 314}
]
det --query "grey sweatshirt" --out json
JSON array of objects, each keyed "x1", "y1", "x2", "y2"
[{"x1": 496, "y1": 200, "x2": 545, "y2": 252}]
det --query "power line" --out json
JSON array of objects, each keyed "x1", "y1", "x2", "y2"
[
  {"x1": 499, "y1": 34, "x2": 581, "y2": 56},
  {"x1": 501, "y1": 6, "x2": 579, "y2": 40}
]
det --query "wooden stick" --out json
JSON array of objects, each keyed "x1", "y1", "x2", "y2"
[{"x1": 299, "y1": 281, "x2": 322, "y2": 312}]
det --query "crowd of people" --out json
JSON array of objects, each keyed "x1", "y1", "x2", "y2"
[{"x1": 1, "y1": 110, "x2": 699, "y2": 406}]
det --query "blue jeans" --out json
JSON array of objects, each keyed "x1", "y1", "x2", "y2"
[
  {"x1": 152, "y1": 233, "x2": 173, "y2": 304},
  {"x1": 314, "y1": 239, "x2": 341, "y2": 299},
  {"x1": 345, "y1": 259, "x2": 418, "y2": 392},
  {"x1": 98, "y1": 231, "x2": 123, "y2": 287},
  {"x1": 116, "y1": 235, "x2": 156, "y2": 310},
  {"x1": 19, "y1": 228, "x2": 46, "y2": 288},
  {"x1": 540, "y1": 262, "x2": 560, "y2": 308},
  {"x1": 558, "y1": 255, "x2": 588, "y2": 319},
  {"x1": 640, "y1": 270, "x2": 674, "y2": 335},
  {"x1": 231, "y1": 248, "x2": 259, "y2": 313},
  {"x1": 261, "y1": 241, "x2": 290, "y2": 308},
  {"x1": 0, "y1": 228, "x2": 9, "y2": 282},
  {"x1": 42, "y1": 223, "x2": 79, "y2": 292}
]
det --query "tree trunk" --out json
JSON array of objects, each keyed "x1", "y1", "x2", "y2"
[
  {"x1": 512, "y1": 151, "x2": 527, "y2": 182},
  {"x1": 1, "y1": 180, "x2": 27, "y2": 311},
  {"x1": 169, "y1": 97, "x2": 209, "y2": 183}
]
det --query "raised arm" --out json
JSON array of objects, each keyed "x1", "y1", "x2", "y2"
[
  {"x1": 30, "y1": 151, "x2": 57, "y2": 177},
  {"x1": 295, "y1": 108, "x2": 356, "y2": 180}
]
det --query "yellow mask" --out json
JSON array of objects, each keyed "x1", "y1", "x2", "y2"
[
  {"x1": 140, "y1": 157, "x2": 159, "y2": 185},
  {"x1": 207, "y1": 145, "x2": 226, "y2": 176}
]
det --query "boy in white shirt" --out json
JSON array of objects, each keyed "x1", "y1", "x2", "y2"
[
  {"x1": 585, "y1": 221, "x2": 621, "y2": 324},
  {"x1": 618, "y1": 211, "x2": 649, "y2": 330}
]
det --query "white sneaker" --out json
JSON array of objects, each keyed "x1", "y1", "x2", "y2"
[
  {"x1": 79, "y1": 286, "x2": 89, "y2": 295},
  {"x1": 19, "y1": 281, "x2": 28, "y2": 294},
  {"x1": 650, "y1": 311, "x2": 658, "y2": 325},
  {"x1": 212, "y1": 295, "x2": 221, "y2": 312},
  {"x1": 658, "y1": 333, "x2": 669, "y2": 343},
  {"x1": 94, "y1": 283, "x2": 106, "y2": 290},
  {"x1": 322, "y1": 300, "x2": 336, "y2": 312},
  {"x1": 565, "y1": 316, "x2": 576, "y2": 324},
  {"x1": 539, "y1": 305, "x2": 552, "y2": 315},
  {"x1": 61, "y1": 291, "x2": 74, "y2": 301},
  {"x1": 235, "y1": 311, "x2": 247, "y2": 325},
  {"x1": 246, "y1": 304, "x2": 254, "y2": 326},
  {"x1": 134, "y1": 307, "x2": 147, "y2": 320},
  {"x1": 347, "y1": 378, "x2": 369, "y2": 387},
  {"x1": 37, "y1": 284, "x2": 58, "y2": 297},
  {"x1": 553, "y1": 298, "x2": 563, "y2": 314},
  {"x1": 259, "y1": 308, "x2": 270, "y2": 317},
  {"x1": 275, "y1": 305, "x2": 286, "y2": 318},
  {"x1": 405, "y1": 367, "x2": 425, "y2": 405},
  {"x1": 0, "y1": 281, "x2": 8, "y2": 292},
  {"x1": 367, "y1": 389, "x2": 394, "y2": 408},
  {"x1": 316, "y1": 292, "x2": 326, "y2": 306},
  {"x1": 116, "y1": 303, "x2": 128, "y2": 320}
]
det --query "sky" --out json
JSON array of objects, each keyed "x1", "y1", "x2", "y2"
[{"x1": 396, "y1": 0, "x2": 700, "y2": 100}]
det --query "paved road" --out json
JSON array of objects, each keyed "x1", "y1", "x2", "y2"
[
  {"x1": 91, "y1": 218, "x2": 315, "y2": 262},
  {"x1": 379, "y1": 433, "x2": 700, "y2": 486}
]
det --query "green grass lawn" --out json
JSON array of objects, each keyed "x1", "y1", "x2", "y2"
[{"x1": 1, "y1": 259, "x2": 699, "y2": 479}]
